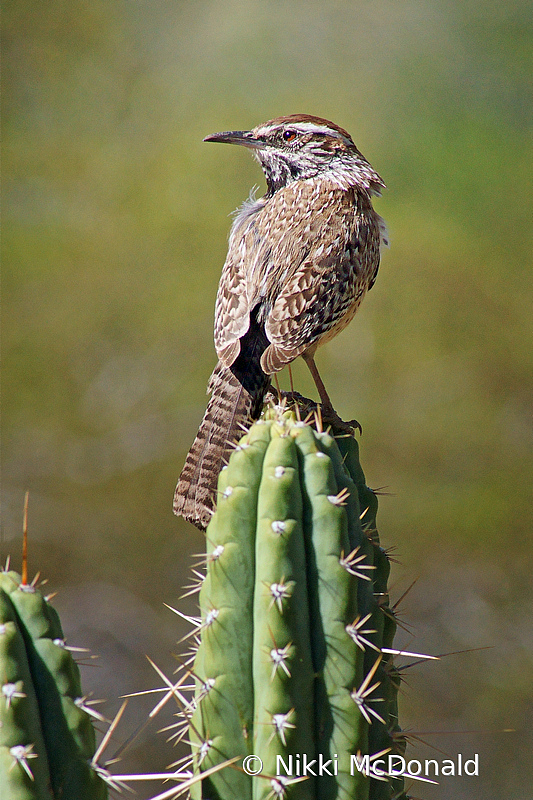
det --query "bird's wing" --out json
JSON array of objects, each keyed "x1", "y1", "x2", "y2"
[
  {"x1": 261, "y1": 185, "x2": 380, "y2": 372},
  {"x1": 213, "y1": 193, "x2": 267, "y2": 365},
  {"x1": 213, "y1": 250, "x2": 251, "y2": 367},
  {"x1": 214, "y1": 182, "x2": 379, "y2": 373}
]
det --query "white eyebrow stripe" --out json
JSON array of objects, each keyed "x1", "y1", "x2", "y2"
[
  {"x1": 290, "y1": 122, "x2": 338, "y2": 136},
  {"x1": 255, "y1": 122, "x2": 352, "y2": 146},
  {"x1": 290, "y1": 122, "x2": 352, "y2": 144}
]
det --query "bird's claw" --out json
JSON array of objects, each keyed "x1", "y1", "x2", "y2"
[
  {"x1": 265, "y1": 391, "x2": 362, "y2": 437},
  {"x1": 321, "y1": 408, "x2": 362, "y2": 436}
]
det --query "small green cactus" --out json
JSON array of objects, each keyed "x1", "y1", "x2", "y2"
[
  {"x1": 187, "y1": 409, "x2": 407, "y2": 800},
  {"x1": 0, "y1": 569, "x2": 108, "y2": 800}
]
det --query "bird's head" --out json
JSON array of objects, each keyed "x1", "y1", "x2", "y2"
[{"x1": 204, "y1": 114, "x2": 385, "y2": 196}]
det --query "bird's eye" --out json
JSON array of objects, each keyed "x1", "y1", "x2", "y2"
[{"x1": 282, "y1": 129, "x2": 296, "y2": 142}]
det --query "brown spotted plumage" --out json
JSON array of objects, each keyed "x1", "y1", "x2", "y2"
[{"x1": 174, "y1": 114, "x2": 387, "y2": 529}]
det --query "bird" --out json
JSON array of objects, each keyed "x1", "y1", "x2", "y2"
[{"x1": 174, "y1": 114, "x2": 387, "y2": 530}]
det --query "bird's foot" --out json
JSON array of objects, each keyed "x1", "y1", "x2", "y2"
[
  {"x1": 269, "y1": 391, "x2": 362, "y2": 436},
  {"x1": 320, "y1": 405, "x2": 362, "y2": 436}
]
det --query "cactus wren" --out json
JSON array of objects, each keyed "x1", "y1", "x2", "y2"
[{"x1": 174, "y1": 114, "x2": 387, "y2": 529}]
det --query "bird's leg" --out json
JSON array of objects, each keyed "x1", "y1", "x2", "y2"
[
  {"x1": 273, "y1": 372, "x2": 282, "y2": 402},
  {"x1": 287, "y1": 363, "x2": 302, "y2": 421},
  {"x1": 302, "y1": 352, "x2": 362, "y2": 435},
  {"x1": 302, "y1": 352, "x2": 334, "y2": 411},
  {"x1": 288, "y1": 363, "x2": 296, "y2": 396}
]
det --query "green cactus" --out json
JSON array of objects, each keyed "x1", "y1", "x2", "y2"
[
  {"x1": 188, "y1": 408, "x2": 408, "y2": 800},
  {"x1": 0, "y1": 569, "x2": 108, "y2": 800}
]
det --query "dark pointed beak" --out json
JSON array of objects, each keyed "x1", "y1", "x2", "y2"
[{"x1": 203, "y1": 130, "x2": 264, "y2": 148}]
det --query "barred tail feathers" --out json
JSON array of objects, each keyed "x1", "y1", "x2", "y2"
[{"x1": 173, "y1": 359, "x2": 268, "y2": 530}]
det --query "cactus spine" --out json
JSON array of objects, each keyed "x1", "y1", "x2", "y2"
[
  {"x1": 0, "y1": 569, "x2": 108, "y2": 800},
  {"x1": 188, "y1": 410, "x2": 407, "y2": 800}
]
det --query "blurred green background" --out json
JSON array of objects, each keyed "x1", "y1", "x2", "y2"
[{"x1": 2, "y1": 1, "x2": 532, "y2": 797}]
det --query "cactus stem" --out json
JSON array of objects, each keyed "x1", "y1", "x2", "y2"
[{"x1": 182, "y1": 410, "x2": 409, "y2": 799}]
